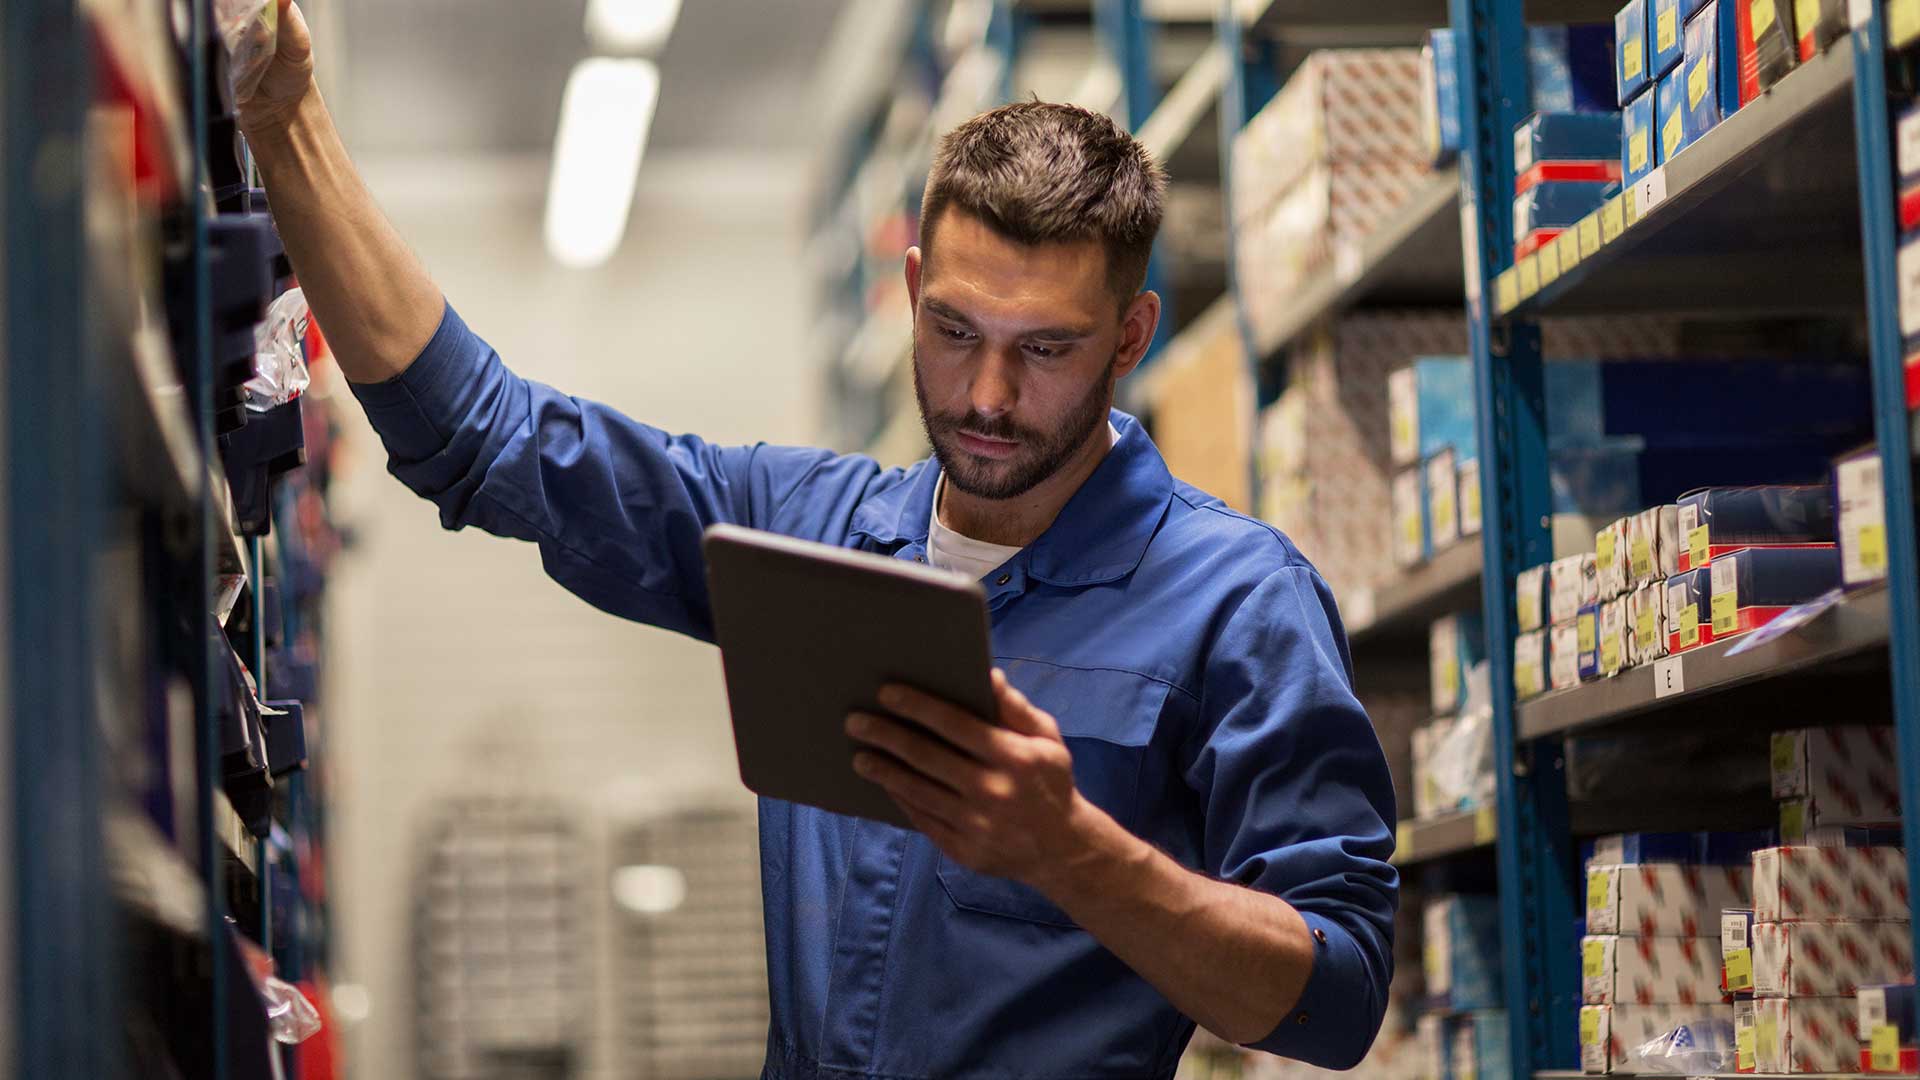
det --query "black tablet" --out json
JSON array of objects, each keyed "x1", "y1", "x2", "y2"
[{"x1": 702, "y1": 523, "x2": 998, "y2": 829}]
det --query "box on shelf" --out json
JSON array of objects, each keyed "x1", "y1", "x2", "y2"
[
  {"x1": 1651, "y1": 0, "x2": 1687, "y2": 77},
  {"x1": 1516, "y1": 180, "x2": 1621, "y2": 262},
  {"x1": 1582, "y1": 1002, "x2": 1736, "y2": 1073},
  {"x1": 1427, "y1": 449, "x2": 1464, "y2": 549},
  {"x1": 1588, "y1": 862, "x2": 1751, "y2": 936},
  {"x1": 1598, "y1": 596, "x2": 1628, "y2": 676},
  {"x1": 1583, "y1": 933, "x2": 1726, "y2": 1005},
  {"x1": 1517, "y1": 564, "x2": 1550, "y2": 632},
  {"x1": 1742, "y1": 0, "x2": 1798, "y2": 101},
  {"x1": 1735, "y1": 996, "x2": 1759, "y2": 1071},
  {"x1": 1514, "y1": 111, "x2": 1626, "y2": 192},
  {"x1": 1389, "y1": 355, "x2": 1476, "y2": 468},
  {"x1": 1622, "y1": 87, "x2": 1656, "y2": 186},
  {"x1": 1629, "y1": 505, "x2": 1680, "y2": 585},
  {"x1": 1754, "y1": 846, "x2": 1911, "y2": 922},
  {"x1": 1421, "y1": 30, "x2": 1460, "y2": 164},
  {"x1": 1626, "y1": 578, "x2": 1669, "y2": 665},
  {"x1": 1451, "y1": 1009, "x2": 1512, "y2": 1080},
  {"x1": 1858, "y1": 982, "x2": 1920, "y2": 1046},
  {"x1": 1665, "y1": 565, "x2": 1713, "y2": 653},
  {"x1": 1617, "y1": 0, "x2": 1652, "y2": 104},
  {"x1": 1900, "y1": 100, "x2": 1920, "y2": 185},
  {"x1": 1756, "y1": 995, "x2": 1860, "y2": 1073},
  {"x1": 1589, "y1": 831, "x2": 1775, "y2": 867},
  {"x1": 1707, "y1": 546, "x2": 1842, "y2": 640},
  {"x1": 1784, "y1": 800, "x2": 1909, "y2": 843},
  {"x1": 1552, "y1": 619, "x2": 1583, "y2": 691},
  {"x1": 1393, "y1": 466, "x2": 1427, "y2": 567},
  {"x1": 1753, "y1": 919, "x2": 1915, "y2": 999},
  {"x1": 1676, "y1": 484, "x2": 1838, "y2": 573},
  {"x1": 1430, "y1": 611, "x2": 1488, "y2": 716},
  {"x1": 1552, "y1": 552, "x2": 1602, "y2": 625},
  {"x1": 1529, "y1": 24, "x2": 1621, "y2": 114},
  {"x1": 1795, "y1": 0, "x2": 1845, "y2": 59},
  {"x1": 1681, "y1": 0, "x2": 1727, "y2": 143},
  {"x1": 1836, "y1": 446, "x2": 1890, "y2": 587},
  {"x1": 1725, "y1": 908, "x2": 1757, "y2": 993},
  {"x1": 1771, "y1": 727, "x2": 1903, "y2": 826},
  {"x1": 1412, "y1": 717, "x2": 1450, "y2": 819},
  {"x1": 1655, "y1": 65, "x2": 1689, "y2": 163},
  {"x1": 1544, "y1": 359, "x2": 1874, "y2": 453},
  {"x1": 1577, "y1": 602, "x2": 1603, "y2": 681},
  {"x1": 1597, "y1": 517, "x2": 1632, "y2": 599},
  {"x1": 1460, "y1": 455, "x2": 1483, "y2": 537},
  {"x1": 1425, "y1": 895, "x2": 1505, "y2": 1011},
  {"x1": 1516, "y1": 628, "x2": 1549, "y2": 699}
]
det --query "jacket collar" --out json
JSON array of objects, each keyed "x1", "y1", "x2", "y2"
[{"x1": 849, "y1": 409, "x2": 1174, "y2": 587}]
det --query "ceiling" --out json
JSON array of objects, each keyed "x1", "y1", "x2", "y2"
[{"x1": 332, "y1": 0, "x2": 848, "y2": 157}]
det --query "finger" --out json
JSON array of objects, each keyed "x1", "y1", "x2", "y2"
[
  {"x1": 900, "y1": 802, "x2": 970, "y2": 856},
  {"x1": 848, "y1": 713, "x2": 991, "y2": 794},
  {"x1": 990, "y1": 670, "x2": 1060, "y2": 741},
  {"x1": 876, "y1": 684, "x2": 1000, "y2": 759},
  {"x1": 853, "y1": 752, "x2": 970, "y2": 824}
]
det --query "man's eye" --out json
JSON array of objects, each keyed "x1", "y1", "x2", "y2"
[
  {"x1": 1023, "y1": 343, "x2": 1057, "y2": 359},
  {"x1": 941, "y1": 326, "x2": 975, "y2": 343}
]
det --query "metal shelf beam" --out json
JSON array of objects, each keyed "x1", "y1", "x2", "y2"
[
  {"x1": 1392, "y1": 809, "x2": 1494, "y2": 866},
  {"x1": 1346, "y1": 539, "x2": 1484, "y2": 646}
]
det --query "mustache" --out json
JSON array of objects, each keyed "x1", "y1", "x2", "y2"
[{"x1": 934, "y1": 412, "x2": 1031, "y2": 442}]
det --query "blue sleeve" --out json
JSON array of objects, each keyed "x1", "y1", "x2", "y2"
[
  {"x1": 1183, "y1": 565, "x2": 1399, "y2": 1070},
  {"x1": 347, "y1": 302, "x2": 885, "y2": 641}
]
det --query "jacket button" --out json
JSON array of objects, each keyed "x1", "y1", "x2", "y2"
[
  {"x1": 996, "y1": 573, "x2": 1011, "y2": 586},
  {"x1": 915, "y1": 555, "x2": 925, "y2": 563},
  {"x1": 1313, "y1": 928, "x2": 1327, "y2": 945},
  {"x1": 1297, "y1": 1013, "x2": 1310, "y2": 1025}
]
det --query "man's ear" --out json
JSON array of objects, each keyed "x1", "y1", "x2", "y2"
[
  {"x1": 905, "y1": 246, "x2": 924, "y2": 314},
  {"x1": 1111, "y1": 291, "x2": 1162, "y2": 380}
]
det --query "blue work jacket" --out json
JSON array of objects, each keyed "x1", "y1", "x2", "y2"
[{"x1": 351, "y1": 304, "x2": 1399, "y2": 1079}]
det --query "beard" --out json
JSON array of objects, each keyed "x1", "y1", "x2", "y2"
[{"x1": 913, "y1": 348, "x2": 1117, "y2": 501}]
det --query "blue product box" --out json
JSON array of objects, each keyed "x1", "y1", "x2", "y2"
[
  {"x1": 1681, "y1": 0, "x2": 1711, "y2": 17},
  {"x1": 1681, "y1": 2, "x2": 1724, "y2": 143},
  {"x1": 1424, "y1": 895, "x2": 1505, "y2": 1012},
  {"x1": 1542, "y1": 359, "x2": 1874, "y2": 450},
  {"x1": 1675, "y1": 485, "x2": 1838, "y2": 572},
  {"x1": 1389, "y1": 356, "x2": 1477, "y2": 467},
  {"x1": 1617, "y1": 0, "x2": 1651, "y2": 104},
  {"x1": 1423, "y1": 29, "x2": 1461, "y2": 164},
  {"x1": 1515, "y1": 180, "x2": 1618, "y2": 236},
  {"x1": 1859, "y1": 983, "x2": 1919, "y2": 1044},
  {"x1": 1656, "y1": 66, "x2": 1689, "y2": 163},
  {"x1": 1651, "y1": 0, "x2": 1686, "y2": 78},
  {"x1": 1529, "y1": 24, "x2": 1621, "y2": 114},
  {"x1": 1709, "y1": 545, "x2": 1842, "y2": 639},
  {"x1": 1514, "y1": 112, "x2": 1624, "y2": 194},
  {"x1": 1622, "y1": 87, "x2": 1656, "y2": 185},
  {"x1": 1576, "y1": 602, "x2": 1601, "y2": 680}
]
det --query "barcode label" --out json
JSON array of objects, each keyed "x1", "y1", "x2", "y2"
[{"x1": 1722, "y1": 912, "x2": 1749, "y2": 950}]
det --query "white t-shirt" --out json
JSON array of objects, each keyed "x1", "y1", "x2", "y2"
[{"x1": 926, "y1": 423, "x2": 1119, "y2": 580}]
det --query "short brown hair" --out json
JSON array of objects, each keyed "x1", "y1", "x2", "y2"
[{"x1": 920, "y1": 100, "x2": 1167, "y2": 302}]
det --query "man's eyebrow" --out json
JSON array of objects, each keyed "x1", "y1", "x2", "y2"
[{"x1": 921, "y1": 298, "x2": 1094, "y2": 342}]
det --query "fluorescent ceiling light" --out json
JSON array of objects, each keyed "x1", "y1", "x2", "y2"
[
  {"x1": 611, "y1": 864, "x2": 688, "y2": 915},
  {"x1": 544, "y1": 57, "x2": 660, "y2": 269},
  {"x1": 585, "y1": 0, "x2": 682, "y2": 53}
]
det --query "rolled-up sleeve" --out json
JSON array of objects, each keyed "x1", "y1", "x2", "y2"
[
  {"x1": 347, "y1": 301, "x2": 879, "y2": 640},
  {"x1": 1182, "y1": 565, "x2": 1398, "y2": 1069}
]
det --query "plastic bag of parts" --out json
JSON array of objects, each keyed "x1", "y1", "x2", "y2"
[
  {"x1": 1429, "y1": 705, "x2": 1496, "y2": 811},
  {"x1": 1631, "y1": 1015, "x2": 1735, "y2": 1073},
  {"x1": 244, "y1": 287, "x2": 311, "y2": 412},
  {"x1": 230, "y1": 919, "x2": 323, "y2": 1045},
  {"x1": 216, "y1": 0, "x2": 280, "y2": 103}
]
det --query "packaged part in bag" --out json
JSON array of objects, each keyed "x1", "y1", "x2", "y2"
[{"x1": 244, "y1": 287, "x2": 312, "y2": 412}]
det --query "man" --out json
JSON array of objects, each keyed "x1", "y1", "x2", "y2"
[{"x1": 241, "y1": 2, "x2": 1396, "y2": 1076}]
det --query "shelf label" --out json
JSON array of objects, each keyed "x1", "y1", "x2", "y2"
[
  {"x1": 1654, "y1": 654, "x2": 1686, "y2": 697},
  {"x1": 1751, "y1": 0, "x2": 1777, "y2": 37},
  {"x1": 1861, "y1": 523, "x2": 1888, "y2": 573},
  {"x1": 1555, "y1": 230, "x2": 1582, "y2": 273},
  {"x1": 1495, "y1": 268, "x2": 1520, "y2": 313},
  {"x1": 1580, "y1": 1007, "x2": 1601, "y2": 1047},
  {"x1": 1678, "y1": 602, "x2": 1700, "y2": 648},
  {"x1": 1781, "y1": 798, "x2": 1808, "y2": 841},
  {"x1": 1633, "y1": 166, "x2": 1670, "y2": 218},
  {"x1": 1473, "y1": 805, "x2": 1496, "y2": 844},
  {"x1": 1538, "y1": 238, "x2": 1562, "y2": 284},
  {"x1": 1601, "y1": 196, "x2": 1626, "y2": 242},
  {"x1": 1518, "y1": 256, "x2": 1540, "y2": 299},
  {"x1": 1579, "y1": 214, "x2": 1602, "y2": 257}
]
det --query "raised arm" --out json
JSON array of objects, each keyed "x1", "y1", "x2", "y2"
[{"x1": 236, "y1": 0, "x2": 443, "y2": 384}]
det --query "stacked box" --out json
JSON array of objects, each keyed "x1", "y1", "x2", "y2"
[
  {"x1": 1583, "y1": 933, "x2": 1725, "y2": 1006},
  {"x1": 1518, "y1": 564, "x2": 1550, "y2": 632},
  {"x1": 1752, "y1": 920, "x2": 1914, "y2": 998},
  {"x1": 1725, "y1": 908, "x2": 1757, "y2": 993},
  {"x1": 1552, "y1": 619, "x2": 1584, "y2": 691},
  {"x1": 1675, "y1": 485, "x2": 1838, "y2": 573},
  {"x1": 1836, "y1": 447, "x2": 1890, "y2": 587},
  {"x1": 1448, "y1": 1010, "x2": 1511, "y2": 1080},
  {"x1": 1651, "y1": 0, "x2": 1687, "y2": 78},
  {"x1": 1681, "y1": 0, "x2": 1727, "y2": 144},
  {"x1": 1755, "y1": 995, "x2": 1858, "y2": 1073},
  {"x1": 1589, "y1": 863, "x2": 1751, "y2": 937},
  {"x1": 1582, "y1": 1002, "x2": 1736, "y2": 1072},
  {"x1": 1516, "y1": 628, "x2": 1549, "y2": 699},
  {"x1": 1858, "y1": 982, "x2": 1920, "y2": 1046},
  {"x1": 1627, "y1": 505, "x2": 1680, "y2": 585},
  {"x1": 1515, "y1": 112, "x2": 1626, "y2": 192},
  {"x1": 1665, "y1": 566, "x2": 1713, "y2": 653},
  {"x1": 1552, "y1": 553, "x2": 1602, "y2": 624},
  {"x1": 1617, "y1": 0, "x2": 1652, "y2": 104},
  {"x1": 1529, "y1": 25, "x2": 1621, "y2": 114},
  {"x1": 1576, "y1": 602, "x2": 1603, "y2": 681},
  {"x1": 1742, "y1": 0, "x2": 1798, "y2": 100},
  {"x1": 1754, "y1": 847, "x2": 1911, "y2": 923},
  {"x1": 1707, "y1": 546, "x2": 1842, "y2": 640},
  {"x1": 1590, "y1": 831, "x2": 1773, "y2": 867},
  {"x1": 1597, "y1": 517, "x2": 1632, "y2": 599},
  {"x1": 1516, "y1": 180, "x2": 1619, "y2": 259},
  {"x1": 1393, "y1": 467, "x2": 1427, "y2": 567},
  {"x1": 1771, "y1": 727, "x2": 1903, "y2": 828},
  {"x1": 1420, "y1": 30, "x2": 1460, "y2": 164},
  {"x1": 1460, "y1": 454, "x2": 1483, "y2": 537},
  {"x1": 1795, "y1": 0, "x2": 1845, "y2": 60},
  {"x1": 1425, "y1": 895, "x2": 1505, "y2": 1011},
  {"x1": 1430, "y1": 612, "x2": 1488, "y2": 716},
  {"x1": 1543, "y1": 359, "x2": 1872, "y2": 455},
  {"x1": 1622, "y1": 88, "x2": 1656, "y2": 187},
  {"x1": 1655, "y1": 65, "x2": 1689, "y2": 164},
  {"x1": 1390, "y1": 356, "x2": 1476, "y2": 468},
  {"x1": 1625, "y1": 579, "x2": 1669, "y2": 665},
  {"x1": 1598, "y1": 597, "x2": 1628, "y2": 676}
]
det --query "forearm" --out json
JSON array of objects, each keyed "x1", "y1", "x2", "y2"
[
  {"x1": 242, "y1": 83, "x2": 443, "y2": 385},
  {"x1": 1034, "y1": 799, "x2": 1314, "y2": 1046}
]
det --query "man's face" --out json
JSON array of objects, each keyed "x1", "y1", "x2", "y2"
[{"x1": 907, "y1": 211, "x2": 1148, "y2": 501}]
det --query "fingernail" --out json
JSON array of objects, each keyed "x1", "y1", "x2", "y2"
[
  {"x1": 852, "y1": 754, "x2": 873, "y2": 776},
  {"x1": 846, "y1": 713, "x2": 868, "y2": 736},
  {"x1": 878, "y1": 685, "x2": 902, "y2": 707}
]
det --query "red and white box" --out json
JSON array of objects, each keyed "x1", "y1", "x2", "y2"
[
  {"x1": 1752, "y1": 920, "x2": 1915, "y2": 998},
  {"x1": 1582, "y1": 934, "x2": 1726, "y2": 1006},
  {"x1": 1771, "y1": 727, "x2": 1903, "y2": 827},
  {"x1": 1551, "y1": 552, "x2": 1601, "y2": 625},
  {"x1": 1755, "y1": 996, "x2": 1861, "y2": 1073},
  {"x1": 1581, "y1": 1002, "x2": 1735, "y2": 1074},
  {"x1": 1588, "y1": 863, "x2": 1752, "y2": 937},
  {"x1": 1754, "y1": 847, "x2": 1911, "y2": 923}
]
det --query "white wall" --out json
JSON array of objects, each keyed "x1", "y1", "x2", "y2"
[{"x1": 322, "y1": 147, "x2": 823, "y2": 1079}]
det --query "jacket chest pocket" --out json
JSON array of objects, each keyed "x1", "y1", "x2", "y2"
[{"x1": 934, "y1": 664, "x2": 1172, "y2": 928}]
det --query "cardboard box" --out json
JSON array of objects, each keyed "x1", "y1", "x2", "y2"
[
  {"x1": 1597, "y1": 517, "x2": 1632, "y2": 599},
  {"x1": 1421, "y1": 30, "x2": 1460, "y2": 164},
  {"x1": 1652, "y1": 0, "x2": 1687, "y2": 77},
  {"x1": 1772, "y1": 727, "x2": 1903, "y2": 827},
  {"x1": 1622, "y1": 87, "x2": 1657, "y2": 186},
  {"x1": 1514, "y1": 111, "x2": 1626, "y2": 190},
  {"x1": 1753, "y1": 919, "x2": 1914, "y2": 998},
  {"x1": 1743, "y1": 0, "x2": 1798, "y2": 99},
  {"x1": 1529, "y1": 24, "x2": 1623, "y2": 114},
  {"x1": 1518, "y1": 564, "x2": 1550, "y2": 632},
  {"x1": 1795, "y1": 0, "x2": 1845, "y2": 59},
  {"x1": 1725, "y1": 908, "x2": 1757, "y2": 993},
  {"x1": 1599, "y1": 597, "x2": 1628, "y2": 676},
  {"x1": 1666, "y1": 566, "x2": 1714, "y2": 653},
  {"x1": 1427, "y1": 449, "x2": 1463, "y2": 549},
  {"x1": 1417, "y1": 1012, "x2": 1448, "y2": 1080},
  {"x1": 1394, "y1": 466, "x2": 1427, "y2": 568},
  {"x1": 1708, "y1": 546, "x2": 1842, "y2": 640},
  {"x1": 1858, "y1": 982, "x2": 1920, "y2": 1045},
  {"x1": 1552, "y1": 619, "x2": 1583, "y2": 691},
  {"x1": 1617, "y1": 0, "x2": 1652, "y2": 104},
  {"x1": 1656, "y1": 66, "x2": 1690, "y2": 163},
  {"x1": 1682, "y1": 1, "x2": 1726, "y2": 143},
  {"x1": 1425, "y1": 895, "x2": 1505, "y2": 1011},
  {"x1": 1430, "y1": 611, "x2": 1488, "y2": 716},
  {"x1": 1836, "y1": 447, "x2": 1890, "y2": 587},
  {"x1": 1626, "y1": 579, "x2": 1669, "y2": 666},
  {"x1": 1516, "y1": 180, "x2": 1619, "y2": 261},
  {"x1": 1735, "y1": 996, "x2": 1759, "y2": 1072},
  {"x1": 1582, "y1": 1002, "x2": 1736, "y2": 1073},
  {"x1": 1412, "y1": 716, "x2": 1450, "y2": 819},
  {"x1": 1552, "y1": 552, "x2": 1602, "y2": 625},
  {"x1": 1577, "y1": 603, "x2": 1603, "y2": 681},
  {"x1": 1754, "y1": 847, "x2": 1911, "y2": 922},
  {"x1": 1756, "y1": 995, "x2": 1859, "y2": 1073},
  {"x1": 1785, "y1": 801, "x2": 1909, "y2": 843},
  {"x1": 1588, "y1": 863, "x2": 1752, "y2": 936},
  {"x1": 1676, "y1": 485, "x2": 1838, "y2": 572},
  {"x1": 1389, "y1": 355, "x2": 1476, "y2": 468},
  {"x1": 1590, "y1": 831, "x2": 1773, "y2": 868},
  {"x1": 1460, "y1": 455, "x2": 1483, "y2": 537},
  {"x1": 1516, "y1": 628, "x2": 1549, "y2": 699},
  {"x1": 1629, "y1": 505, "x2": 1680, "y2": 585},
  {"x1": 1584, "y1": 934, "x2": 1726, "y2": 1005}
]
